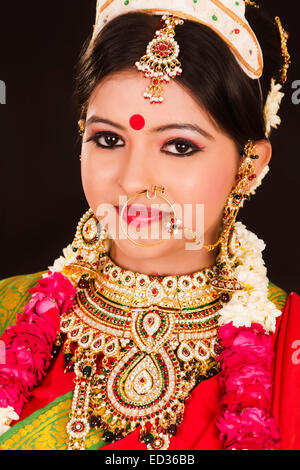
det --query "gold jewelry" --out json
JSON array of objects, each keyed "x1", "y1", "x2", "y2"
[
  {"x1": 209, "y1": 140, "x2": 259, "y2": 291},
  {"x1": 78, "y1": 119, "x2": 86, "y2": 137},
  {"x1": 63, "y1": 209, "x2": 110, "y2": 282},
  {"x1": 119, "y1": 186, "x2": 178, "y2": 247},
  {"x1": 134, "y1": 15, "x2": 184, "y2": 103},
  {"x1": 244, "y1": 0, "x2": 259, "y2": 8},
  {"x1": 274, "y1": 16, "x2": 291, "y2": 85},
  {"x1": 61, "y1": 254, "x2": 226, "y2": 450}
]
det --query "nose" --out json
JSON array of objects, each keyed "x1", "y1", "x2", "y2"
[{"x1": 117, "y1": 140, "x2": 156, "y2": 197}]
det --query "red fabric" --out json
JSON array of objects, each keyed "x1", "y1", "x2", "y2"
[{"x1": 14, "y1": 291, "x2": 300, "y2": 450}]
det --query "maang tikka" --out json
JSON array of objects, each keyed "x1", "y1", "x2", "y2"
[{"x1": 134, "y1": 14, "x2": 184, "y2": 103}]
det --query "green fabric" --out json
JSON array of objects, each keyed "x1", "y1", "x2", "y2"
[
  {"x1": 0, "y1": 391, "x2": 106, "y2": 450},
  {"x1": 0, "y1": 271, "x2": 47, "y2": 336}
]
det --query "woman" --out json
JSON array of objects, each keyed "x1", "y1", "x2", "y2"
[{"x1": 0, "y1": 0, "x2": 299, "y2": 450}]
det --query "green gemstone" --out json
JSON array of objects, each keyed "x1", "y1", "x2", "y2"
[
  {"x1": 83, "y1": 365, "x2": 92, "y2": 377},
  {"x1": 143, "y1": 433, "x2": 154, "y2": 444},
  {"x1": 124, "y1": 0, "x2": 129, "y2": 4},
  {"x1": 212, "y1": 15, "x2": 218, "y2": 21}
]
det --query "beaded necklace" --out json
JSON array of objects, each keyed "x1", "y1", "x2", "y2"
[{"x1": 61, "y1": 255, "x2": 230, "y2": 450}]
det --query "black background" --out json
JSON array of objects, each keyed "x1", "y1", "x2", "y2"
[{"x1": 0, "y1": 0, "x2": 299, "y2": 293}]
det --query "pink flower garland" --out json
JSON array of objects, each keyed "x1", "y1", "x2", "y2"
[
  {"x1": 216, "y1": 322, "x2": 281, "y2": 450},
  {"x1": 0, "y1": 272, "x2": 76, "y2": 416}
]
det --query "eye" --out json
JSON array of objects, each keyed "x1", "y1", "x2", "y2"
[
  {"x1": 85, "y1": 131, "x2": 125, "y2": 149},
  {"x1": 161, "y1": 138, "x2": 204, "y2": 157}
]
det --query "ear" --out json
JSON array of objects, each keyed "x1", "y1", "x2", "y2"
[{"x1": 252, "y1": 139, "x2": 272, "y2": 179}]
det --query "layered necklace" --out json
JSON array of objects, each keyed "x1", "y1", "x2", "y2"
[{"x1": 60, "y1": 254, "x2": 229, "y2": 450}]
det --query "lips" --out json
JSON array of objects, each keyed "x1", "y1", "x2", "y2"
[{"x1": 116, "y1": 204, "x2": 169, "y2": 227}]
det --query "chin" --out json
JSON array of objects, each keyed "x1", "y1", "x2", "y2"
[{"x1": 111, "y1": 237, "x2": 183, "y2": 262}]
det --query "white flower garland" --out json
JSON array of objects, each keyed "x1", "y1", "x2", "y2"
[
  {"x1": 218, "y1": 221, "x2": 282, "y2": 333},
  {"x1": 264, "y1": 78, "x2": 285, "y2": 139},
  {"x1": 0, "y1": 407, "x2": 19, "y2": 436}
]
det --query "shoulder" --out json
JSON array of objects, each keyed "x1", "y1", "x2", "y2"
[{"x1": 0, "y1": 271, "x2": 47, "y2": 336}]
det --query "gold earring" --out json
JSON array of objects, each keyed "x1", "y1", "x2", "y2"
[
  {"x1": 208, "y1": 140, "x2": 259, "y2": 292},
  {"x1": 63, "y1": 209, "x2": 110, "y2": 285},
  {"x1": 78, "y1": 119, "x2": 86, "y2": 137}
]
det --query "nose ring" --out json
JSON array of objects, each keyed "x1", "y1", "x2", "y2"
[{"x1": 146, "y1": 185, "x2": 165, "y2": 199}]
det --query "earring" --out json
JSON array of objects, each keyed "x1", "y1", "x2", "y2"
[
  {"x1": 209, "y1": 140, "x2": 259, "y2": 292},
  {"x1": 64, "y1": 209, "x2": 110, "y2": 284},
  {"x1": 78, "y1": 119, "x2": 86, "y2": 137}
]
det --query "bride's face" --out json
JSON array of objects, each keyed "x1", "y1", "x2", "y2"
[{"x1": 81, "y1": 69, "x2": 241, "y2": 261}]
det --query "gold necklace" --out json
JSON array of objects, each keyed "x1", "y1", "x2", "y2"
[{"x1": 61, "y1": 255, "x2": 229, "y2": 450}]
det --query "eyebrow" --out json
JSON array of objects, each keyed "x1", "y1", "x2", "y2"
[{"x1": 86, "y1": 116, "x2": 215, "y2": 140}]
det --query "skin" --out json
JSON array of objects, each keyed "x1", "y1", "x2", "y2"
[{"x1": 80, "y1": 69, "x2": 272, "y2": 276}]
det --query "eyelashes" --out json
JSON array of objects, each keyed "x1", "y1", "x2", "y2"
[
  {"x1": 85, "y1": 131, "x2": 204, "y2": 157},
  {"x1": 85, "y1": 131, "x2": 125, "y2": 150}
]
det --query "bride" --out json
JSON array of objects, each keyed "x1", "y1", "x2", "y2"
[{"x1": 0, "y1": 0, "x2": 299, "y2": 450}]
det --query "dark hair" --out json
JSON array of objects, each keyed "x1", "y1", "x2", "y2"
[{"x1": 74, "y1": 6, "x2": 283, "y2": 152}]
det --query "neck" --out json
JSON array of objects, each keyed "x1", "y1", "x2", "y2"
[{"x1": 109, "y1": 243, "x2": 218, "y2": 277}]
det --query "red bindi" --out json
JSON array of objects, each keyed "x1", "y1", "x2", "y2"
[{"x1": 129, "y1": 114, "x2": 145, "y2": 130}]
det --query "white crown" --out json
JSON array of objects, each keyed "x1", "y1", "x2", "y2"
[{"x1": 92, "y1": 0, "x2": 263, "y2": 79}]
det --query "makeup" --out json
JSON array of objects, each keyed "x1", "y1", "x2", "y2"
[
  {"x1": 129, "y1": 114, "x2": 145, "y2": 130},
  {"x1": 116, "y1": 203, "x2": 169, "y2": 228}
]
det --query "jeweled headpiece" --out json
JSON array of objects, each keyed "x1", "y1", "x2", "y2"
[
  {"x1": 87, "y1": 0, "x2": 290, "y2": 136},
  {"x1": 93, "y1": 0, "x2": 263, "y2": 79}
]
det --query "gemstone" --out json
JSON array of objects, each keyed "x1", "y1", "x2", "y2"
[
  {"x1": 168, "y1": 424, "x2": 177, "y2": 436},
  {"x1": 90, "y1": 415, "x2": 101, "y2": 428},
  {"x1": 83, "y1": 366, "x2": 92, "y2": 377},
  {"x1": 221, "y1": 293, "x2": 230, "y2": 303},
  {"x1": 115, "y1": 431, "x2": 124, "y2": 441},
  {"x1": 103, "y1": 430, "x2": 115, "y2": 442},
  {"x1": 52, "y1": 344, "x2": 61, "y2": 356},
  {"x1": 64, "y1": 353, "x2": 73, "y2": 363},
  {"x1": 206, "y1": 368, "x2": 218, "y2": 378},
  {"x1": 143, "y1": 433, "x2": 154, "y2": 443}
]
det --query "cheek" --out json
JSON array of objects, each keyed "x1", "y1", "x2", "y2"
[
  {"x1": 176, "y1": 156, "x2": 238, "y2": 229},
  {"x1": 80, "y1": 152, "x2": 118, "y2": 208}
]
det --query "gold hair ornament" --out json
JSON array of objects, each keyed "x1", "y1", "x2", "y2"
[
  {"x1": 134, "y1": 14, "x2": 184, "y2": 103},
  {"x1": 263, "y1": 16, "x2": 291, "y2": 138},
  {"x1": 274, "y1": 16, "x2": 291, "y2": 85},
  {"x1": 244, "y1": 0, "x2": 259, "y2": 8}
]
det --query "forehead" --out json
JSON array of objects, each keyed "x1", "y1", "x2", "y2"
[{"x1": 87, "y1": 70, "x2": 213, "y2": 130}]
